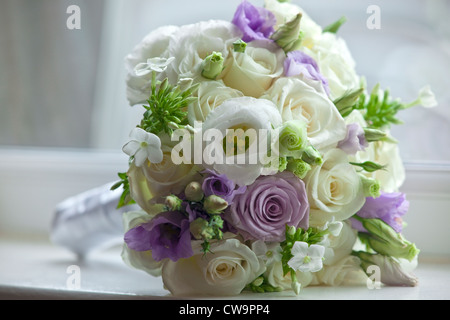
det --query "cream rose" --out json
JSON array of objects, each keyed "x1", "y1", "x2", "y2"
[
  {"x1": 302, "y1": 32, "x2": 360, "y2": 101},
  {"x1": 261, "y1": 77, "x2": 347, "y2": 152},
  {"x1": 311, "y1": 255, "x2": 368, "y2": 286},
  {"x1": 161, "y1": 238, "x2": 265, "y2": 296},
  {"x1": 127, "y1": 149, "x2": 201, "y2": 212},
  {"x1": 165, "y1": 20, "x2": 241, "y2": 84},
  {"x1": 220, "y1": 40, "x2": 285, "y2": 98},
  {"x1": 322, "y1": 220, "x2": 358, "y2": 266},
  {"x1": 303, "y1": 148, "x2": 366, "y2": 227},
  {"x1": 187, "y1": 80, "x2": 243, "y2": 125},
  {"x1": 125, "y1": 25, "x2": 179, "y2": 106},
  {"x1": 264, "y1": 261, "x2": 313, "y2": 291},
  {"x1": 121, "y1": 210, "x2": 164, "y2": 277}
]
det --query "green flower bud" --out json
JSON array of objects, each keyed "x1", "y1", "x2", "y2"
[
  {"x1": 190, "y1": 218, "x2": 210, "y2": 240},
  {"x1": 359, "y1": 174, "x2": 381, "y2": 198},
  {"x1": 233, "y1": 39, "x2": 247, "y2": 53},
  {"x1": 203, "y1": 195, "x2": 228, "y2": 214},
  {"x1": 350, "y1": 161, "x2": 387, "y2": 173},
  {"x1": 363, "y1": 128, "x2": 387, "y2": 142},
  {"x1": 165, "y1": 194, "x2": 183, "y2": 211},
  {"x1": 278, "y1": 120, "x2": 308, "y2": 158},
  {"x1": 301, "y1": 145, "x2": 323, "y2": 166},
  {"x1": 323, "y1": 16, "x2": 347, "y2": 34},
  {"x1": 270, "y1": 13, "x2": 303, "y2": 53},
  {"x1": 333, "y1": 87, "x2": 364, "y2": 116},
  {"x1": 359, "y1": 218, "x2": 420, "y2": 262},
  {"x1": 286, "y1": 159, "x2": 311, "y2": 179},
  {"x1": 185, "y1": 181, "x2": 204, "y2": 202},
  {"x1": 201, "y1": 52, "x2": 224, "y2": 80},
  {"x1": 252, "y1": 276, "x2": 264, "y2": 287}
]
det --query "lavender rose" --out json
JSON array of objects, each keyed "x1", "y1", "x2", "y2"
[
  {"x1": 351, "y1": 192, "x2": 409, "y2": 233},
  {"x1": 124, "y1": 211, "x2": 192, "y2": 261},
  {"x1": 226, "y1": 171, "x2": 309, "y2": 242},
  {"x1": 232, "y1": 0, "x2": 276, "y2": 42}
]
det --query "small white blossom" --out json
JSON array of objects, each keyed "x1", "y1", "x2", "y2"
[
  {"x1": 134, "y1": 56, "x2": 175, "y2": 76},
  {"x1": 288, "y1": 241, "x2": 325, "y2": 273},
  {"x1": 417, "y1": 85, "x2": 437, "y2": 108},
  {"x1": 122, "y1": 128, "x2": 163, "y2": 166},
  {"x1": 252, "y1": 240, "x2": 282, "y2": 266}
]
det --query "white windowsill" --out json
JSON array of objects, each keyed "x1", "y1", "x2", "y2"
[{"x1": 1, "y1": 234, "x2": 449, "y2": 300}]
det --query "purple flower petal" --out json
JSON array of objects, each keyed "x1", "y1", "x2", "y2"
[
  {"x1": 351, "y1": 192, "x2": 409, "y2": 233},
  {"x1": 284, "y1": 50, "x2": 330, "y2": 95},
  {"x1": 232, "y1": 0, "x2": 276, "y2": 42},
  {"x1": 124, "y1": 211, "x2": 193, "y2": 261},
  {"x1": 337, "y1": 123, "x2": 368, "y2": 155}
]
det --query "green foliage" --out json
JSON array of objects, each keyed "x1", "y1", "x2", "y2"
[
  {"x1": 110, "y1": 172, "x2": 135, "y2": 209},
  {"x1": 139, "y1": 72, "x2": 198, "y2": 136}
]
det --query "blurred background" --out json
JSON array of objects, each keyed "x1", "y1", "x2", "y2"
[{"x1": 0, "y1": 0, "x2": 449, "y2": 255}]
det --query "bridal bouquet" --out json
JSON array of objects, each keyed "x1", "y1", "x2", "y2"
[{"x1": 113, "y1": 0, "x2": 436, "y2": 296}]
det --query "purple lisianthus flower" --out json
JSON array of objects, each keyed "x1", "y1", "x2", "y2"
[
  {"x1": 232, "y1": 0, "x2": 276, "y2": 42},
  {"x1": 337, "y1": 122, "x2": 369, "y2": 155},
  {"x1": 124, "y1": 211, "x2": 192, "y2": 261},
  {"x1": 202, "y1": 169, "x2": 246, "y2": 204},
  {"x1": 351, "y1": 192, "x2": 409, "y2": 233},
  {"x1": 225, "y1": 171, "x2": 309, "y2": 242},
  {"x1": 284, "y1": 50, "x2": 330, "y2": 95}
]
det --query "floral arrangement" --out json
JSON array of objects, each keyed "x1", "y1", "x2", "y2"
[{"x1": 112, "y1": 0, "x2": 437, "y2": 296}]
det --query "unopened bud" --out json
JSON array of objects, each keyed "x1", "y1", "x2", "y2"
[
  {"x1": 302, "y1": 146, "x2": 323, "y2": 166},
  {"x1": 360, "y1": 218, "x2": 420, "y2": 262},
  {"x1": 185, "y1": 181, "x2": 204, "y2": 202},
  {"x1": 359, "y1": 174, "x2": 381, "y2": 198},
  {"x1": 201, "y1": 52, "x2": 224, "y2": 80},
  {"x1": 233, "y1": 39, "x2": 247, "y2": 53},
  {"x1": 286, "y1": 158, "x2": 311, "y2": 179},
  {"x1": 271, "y1": 13, "x2": 303, "y2": 53},
  {"x1": 165, "y1": 194, "x2": 182, "y2": 211},
  {"x1": 203, "y1": 195, "x2": 228, "y2": 214}
]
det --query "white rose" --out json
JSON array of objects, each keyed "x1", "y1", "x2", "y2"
[
  {"x1": 303, "y1": 148, "x2": 366, "y2": 227},
  {"x1": 187, "y1": 80, "x2": 243, "y2": 125},
  {"x1": 201, "y1": 96, "x2": 282, "y2": 186},
  {"x1": 220, "y1": 40, "x2": 285, "y2": 98},
  {"x1": 303, "y1": 32, "x2": 360, "y2": 101},
  {"x1": 125, "y1": 25, "x2": 179, "y2": 106},
  {"x1": 127, "y1": 149, "x2": 201, "y2": 209},
  {"x1": 261, "y1": 77, "x2": 347, "y2": 152},
  {"x1": 264, "y1": 0, "x2": 322, "y2": 48},
  {"x1": 264, "y1": 261, "x2": 313, "y2": 291},
  {"x1": 311, "y1": 255, "x2": 368, "y2": 286},
  {"x1": 121, "y1": 211, "x2": 163, "y2": 277},
  {"x1": 323, "y1": 220, "x2": 358, "y2": 266},
  {"x1": 161, "y1": 239, "x2": 265, "y2": 296},
  {"x1": 165, "y1": 20, "x2": 241, "y2": 84}
]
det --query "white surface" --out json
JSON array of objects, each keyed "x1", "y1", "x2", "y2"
[{"x1": 1, "y1": 235, "x2": 449, "y2": 300}]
